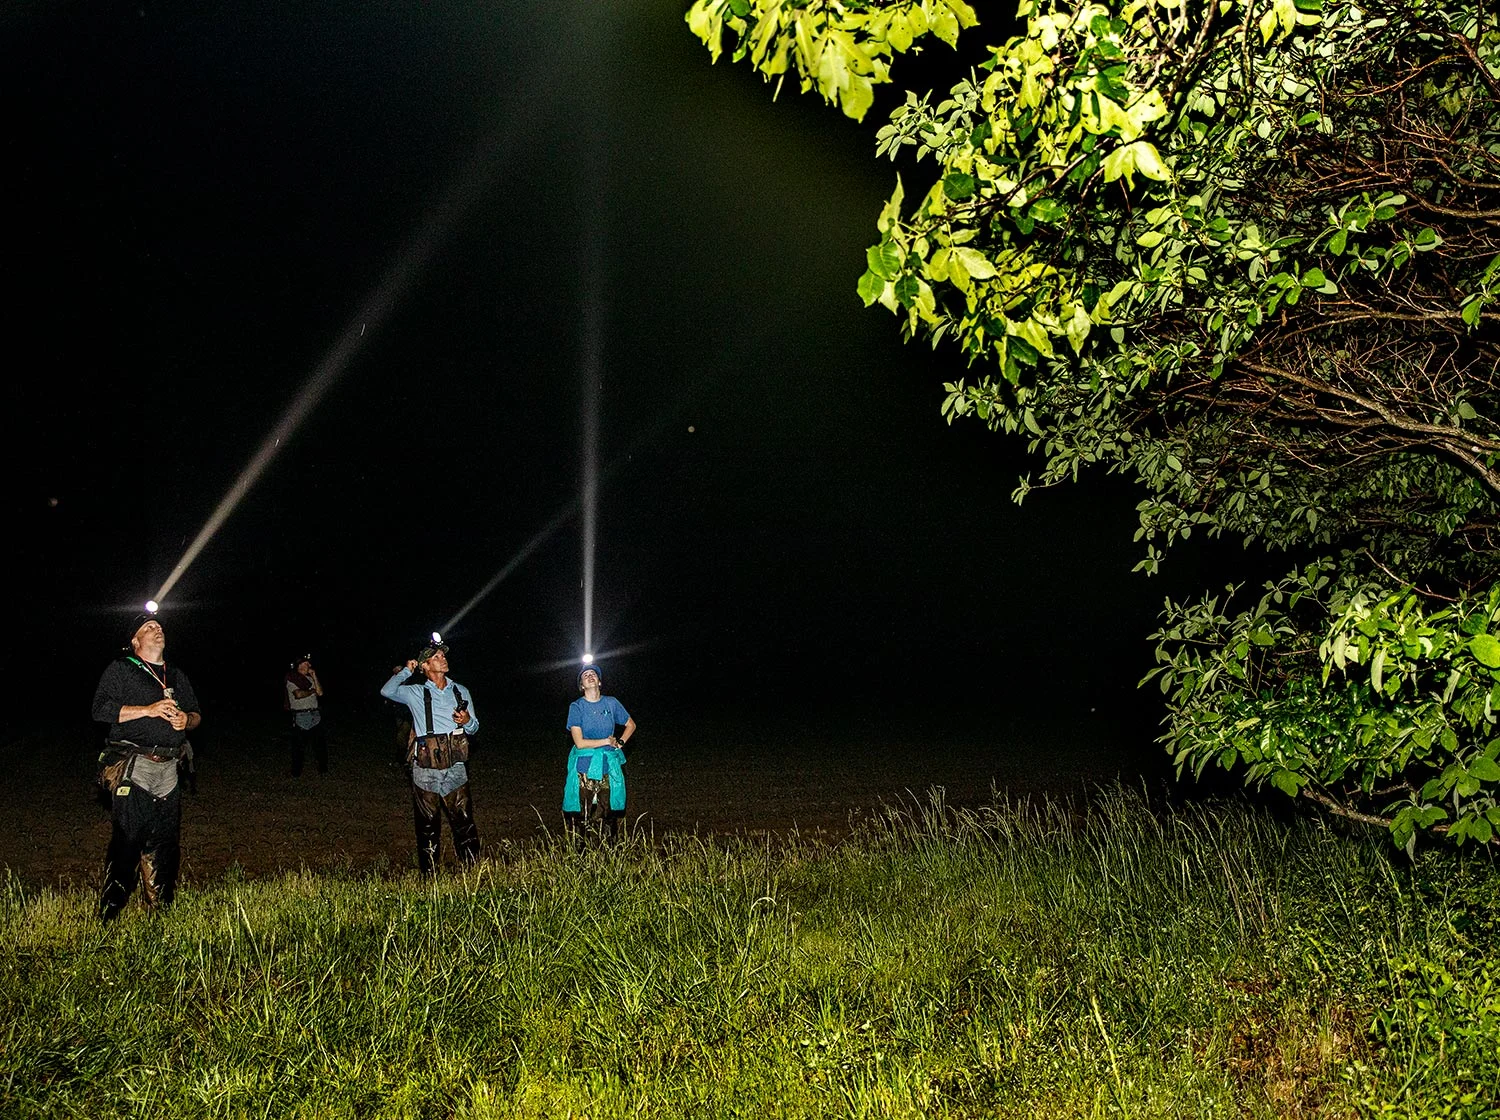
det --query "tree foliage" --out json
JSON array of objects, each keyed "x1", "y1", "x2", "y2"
[{"x1": 689, "y1": 0, "x2": 1500, "y2": 846}]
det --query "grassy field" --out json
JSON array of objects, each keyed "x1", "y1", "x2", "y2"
[{"x1": 2, "y1": 788, "x2": 1496, "y2": 1118}]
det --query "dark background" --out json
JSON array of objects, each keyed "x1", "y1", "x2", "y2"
[{"x1": 3, "y1": 0, "x2": 1262, "y2": 768}]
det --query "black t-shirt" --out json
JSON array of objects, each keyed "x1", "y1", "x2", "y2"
[{"x1": 91, "y1": 656, "x2": 201, "y2": 750}]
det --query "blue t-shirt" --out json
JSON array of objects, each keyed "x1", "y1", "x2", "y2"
[{"x1": 566, "y1": 695, "x2": 630, "y2": 740}]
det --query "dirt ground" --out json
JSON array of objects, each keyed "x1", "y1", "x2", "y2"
[{"x1": 2, "y1": 707, "x2": 1142, "y2": 891}]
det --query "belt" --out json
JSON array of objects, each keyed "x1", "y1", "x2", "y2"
[
  {"x1": 106, "y1": 740, "x2": 178, "y2": 763},
  {"x1": 416, "y1": 732, "x2": 466, "y2": 745}
]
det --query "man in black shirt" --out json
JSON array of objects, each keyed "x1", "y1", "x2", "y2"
[{"x1": 91, "y1": 611, "x2": 202, "y2": 921}]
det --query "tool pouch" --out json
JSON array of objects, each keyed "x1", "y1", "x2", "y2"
[{"x1": 415, "y1": 732, "x2": 469, "y2": 770}]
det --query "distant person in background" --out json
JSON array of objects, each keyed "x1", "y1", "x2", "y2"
[
  {"x1": 563, "y1": 665, "x2": 636, "y2": 842},
  {"x1": 380, "y1": 639, "x2": 480, "y2": 874},
  {"x1": 91, "y1": 612, "x2": 202, "y2": 921},
  {"x1": 285, "y1": 654, "x2": 326, "y2": 776}
]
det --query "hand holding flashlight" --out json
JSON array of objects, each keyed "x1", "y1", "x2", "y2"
[{"x1": 145, "y1": 698, "x2": 179, "y2": 722}]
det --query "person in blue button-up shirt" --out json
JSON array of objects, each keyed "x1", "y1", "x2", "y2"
[{"x1": 381, "y1": 641, "x2": 480, "y2": 873}]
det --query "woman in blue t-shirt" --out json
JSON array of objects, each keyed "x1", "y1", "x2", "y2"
[{"x1": 563, "y1": 664, "x2": 636, "y2": 840}]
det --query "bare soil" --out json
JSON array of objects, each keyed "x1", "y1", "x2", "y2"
[{"x1": 2, "y1": 708, "x2": 1141, "y2": 890}]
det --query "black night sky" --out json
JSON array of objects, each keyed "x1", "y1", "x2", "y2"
[{"x1": 6, "y1": 0, "x2": 1255, "y2": 758}]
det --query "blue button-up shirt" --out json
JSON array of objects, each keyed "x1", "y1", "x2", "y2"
[{"x1": 381, "y1": 670, "x2": 480, "y2": 793}]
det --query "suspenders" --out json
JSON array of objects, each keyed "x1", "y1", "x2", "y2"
[{"x1": 419, "y1": 683, "x2": 466, "y2": 736}]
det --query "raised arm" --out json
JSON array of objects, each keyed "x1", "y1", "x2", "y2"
[{"x1": 380, "y1": 663, "x2": 417, "y2": 702}]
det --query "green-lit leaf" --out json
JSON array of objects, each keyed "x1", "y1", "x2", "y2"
[
  {"x1": 951, "y1": 247, "x2": 997, "y2": 280},
  {"x1": 1472, "y1": 634, "x2": 1500, "y2": 669},
  {"x1": 1469, "y1": 756, "x2": 1500, "y2": 782},
  {"x1": 867, "y1": 242, "x2": 903, "y2": 281},
  {"x1": 1029, "y1": 198, "x2": 1066, "y2": 224},
  {"x1": 943, "y1": 172, "x2": 977, "y2": 201}
]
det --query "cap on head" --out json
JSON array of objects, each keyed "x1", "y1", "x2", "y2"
[
  {"x1": 417, "y1": 641, "x2": 449, "y2": 664},
  {"x1": 125, "y1": 611, "x2": 161, "y2": 648},
  {"x1": 578, "y1": 664, "x2": 602, "y2": 688},
  {"x1": 292, "y1": 653, "x2": 313, "y2": 669}
]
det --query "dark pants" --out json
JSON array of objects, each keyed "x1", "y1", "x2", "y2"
[
  {"x1": 101, "y1": 784, "x2": 181, "y2": 921},
  {"x1": 564, "y1": 776, "x2": 622, "y2": 842},
  {"x1": 412, "y1": 781, "x2": 480, "y2": 874},
  {"x1": 291, "y1": 722, "x2": 327, "y2": 776}
]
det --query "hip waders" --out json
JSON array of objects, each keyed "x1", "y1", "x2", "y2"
[
  {"x1": 412, "y1": 782, "x2": 480, "y2": 874},
  {"x1": 101, "y1": 783, "x2": 182, "y2": 921},
  {"x1": 564, "y1": 775, "x2": 620, "y2": 842}
]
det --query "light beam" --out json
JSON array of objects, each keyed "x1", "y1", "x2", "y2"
[
  {"x1": 150, "y1": 138, "x2": 506, "y2": 608},
  {"x1": 439, "y1": 500, "x2": 580, "y2": 635},
  {"x1": 580, "y1": 213, "x2": 604, "y2": 659}
]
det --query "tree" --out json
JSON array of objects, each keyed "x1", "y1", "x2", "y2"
[{"x1": 688, "y1": 0, "x2": 1500, "y2": 849}]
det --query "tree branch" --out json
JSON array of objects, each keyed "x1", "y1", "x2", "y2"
[{"x1": 1299, "y1": 786, "x2": 1393, "y2": 828}]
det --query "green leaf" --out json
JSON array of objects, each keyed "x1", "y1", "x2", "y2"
[
  {"x1": 1100, "y1": 145, "x2": 1136, "y2": 186},
  {"x1": 842, "y1": 75, "x2": 875, "y2": 122},
  {"x1": 1469, "y1": 756, "x2": 1500, "y2": 782},
  {"x1": 866, "y1": 241, "x2": 903, "y2": 281},
  {"x1": 1131, "y1": 142, "x2": 1170, "y2": 182},
  {"x1": 951, "y1": 247, "x2": 997, "y2": 280},
  {"x1": 942, "y1": 172, "x2": 977, "y2": 201},
  {"x1": 857, "y1": 269, "x2": 885, "y2": 308},
  {"x1": 1008, "y1": 335, "x2": 1040, "y2": 367},
  {"x1": 1029, "y1": 198, "x2": 1067, "y2": 224},
  {"x1": 1471, "y1": 633, "x2": 1500, "y2": 669}
]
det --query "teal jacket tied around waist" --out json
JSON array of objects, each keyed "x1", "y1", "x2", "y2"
[{"x1": 562, "y1": 746, "x2": 626, "y2": 812}]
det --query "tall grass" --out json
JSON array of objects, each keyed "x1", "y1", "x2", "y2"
[{"x1": 1, "y1": 787, "x2": 1496, "y2": 1118}]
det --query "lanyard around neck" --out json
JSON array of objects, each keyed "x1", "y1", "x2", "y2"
[{"x1": 127, "y1": 656, "x2": 168, "y2": 693}]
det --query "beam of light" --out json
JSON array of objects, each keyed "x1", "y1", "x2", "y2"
[
  {"x1": 580, "y1": 219, "x2": 603, "y2": 660},
  {"x1": 439, "y1": 499, "x2": 580, "y2": 635},
  {"x1": 431, "y1": 431, "x2": 648, "y2": 641},
  {"x1": 150, "y1": 137, "x2": 507, "y2": 609}
]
